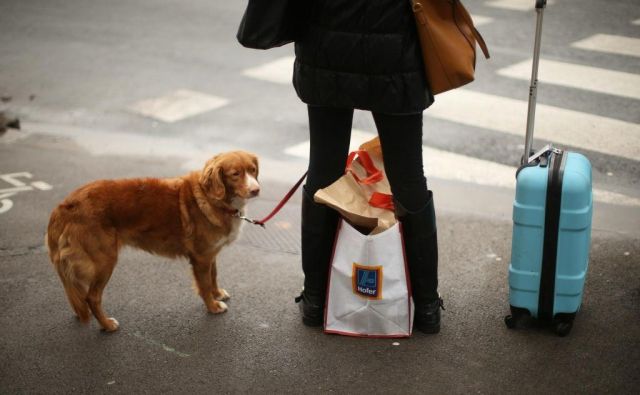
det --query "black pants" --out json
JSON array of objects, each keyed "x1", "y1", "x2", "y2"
[{"x1": 306, "y1": 105, "x2": 428, "y2": 211}]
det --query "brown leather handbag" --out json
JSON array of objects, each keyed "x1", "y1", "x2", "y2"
[{"x1": 410, "y1": 0, "x2": 490, "y2": 95}]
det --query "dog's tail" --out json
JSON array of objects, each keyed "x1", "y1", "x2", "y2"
[{"x1": 46, "y1": 208, "x2": 91, "y2": 322}]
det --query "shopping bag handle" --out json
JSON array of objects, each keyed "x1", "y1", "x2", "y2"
[
  {"x1": 345, "y1": 150, "x2": 384, "y2": 185},
  {"x1": 369, "y1": 192, "x2": 394, "y2": 211},
  {"x1": 345, "y1": 150, "x2": 395, "y2": 211}
]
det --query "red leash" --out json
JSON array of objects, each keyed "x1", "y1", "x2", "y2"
[
  {"x1": 242, "y1": 150, "x2": 394, "y2": 227},
  {"x1": 241, "y1": 171, "x2": 308, "y2": 228}
]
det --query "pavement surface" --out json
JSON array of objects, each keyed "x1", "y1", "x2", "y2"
[
  {"x1": 1, "y1": 132, "x2": 639, "y2": 394},
  {"x1": 1, "y1": 0, "x2": 640, "y2": 393}
]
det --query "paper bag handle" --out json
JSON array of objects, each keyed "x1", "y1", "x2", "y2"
[
  {"x1": 369, "y1": 192, "x2": 394, "y2": 211},
  {"x1": 345, "y1": 150, "x2": 395, "y2": 211},
  {"x1": 345, "y1": 150, "x2": 384, "y2": 185}
]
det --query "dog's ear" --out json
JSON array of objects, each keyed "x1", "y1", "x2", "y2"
[
  {"x1": 200, "y1": 158, "x2": 226, "y2": 200},
  {"x1": 250, "y1": 153, "x2": 259, "y2": 179}
]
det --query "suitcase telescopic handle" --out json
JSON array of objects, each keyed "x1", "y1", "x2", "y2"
[{"x1": 523, "y1": 0, "x2": 547, "y2": 165}]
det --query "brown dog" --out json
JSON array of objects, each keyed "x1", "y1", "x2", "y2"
[{"x1": 46, "y1": 151, "x2": 260, "y2": 332}]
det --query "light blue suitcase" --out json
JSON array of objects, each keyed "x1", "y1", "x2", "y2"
[{"x1": 504, "y1": 0, "x2": 593, "y2": 336}]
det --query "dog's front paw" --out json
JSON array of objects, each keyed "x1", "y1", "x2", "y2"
[
  {"x1": 102, "y1": 317, "x2": 120, "y2": 332},
  {"x1": 208, "y1": 301, "x2": 228, "y2": 314},
  {"x1": 213, "y1": 288, "x2": 230, "y2": 301}
]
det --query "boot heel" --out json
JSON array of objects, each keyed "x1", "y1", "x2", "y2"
[
  {"x1": 296, "y1": 291, "x2": 324, "y2": 327},
  {"x1": 414, "y1": 297, "x2": 444, "y2": 334}
]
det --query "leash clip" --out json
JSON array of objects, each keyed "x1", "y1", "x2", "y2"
[{"x1": 234, "y1": 212, "x2": 266, "y2": 228}]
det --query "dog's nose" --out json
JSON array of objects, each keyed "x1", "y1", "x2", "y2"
[{"x1": 250, "y1": 188, "x2": 260, "y2": 197}]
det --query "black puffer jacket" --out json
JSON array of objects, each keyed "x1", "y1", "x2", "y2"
[{"x1": 293, "y1": 0, "x2": 433, "y2": 114}]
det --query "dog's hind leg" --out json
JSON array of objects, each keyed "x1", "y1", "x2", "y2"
[
  {"x1": 210, "y1": 258, "x2": 230, "y2": 302},
  {"x1": 86, "y1": 254, "x2": 119, "y2": 332},
  {"x1": 60, "y1": 270, "x2": 91, "y2": 323},
  {"x1": 84, "y1": 231, "x2": 120, "y2": 332},
  {"x1": 54, "y1": 228, "x2": 92, "y2": 323},
  {"x1": 191, "y1": 257, "x2": 227, "y2": 314},
  {"x1": 87, "y1": 280, "x2": 119, "y2": 332}
]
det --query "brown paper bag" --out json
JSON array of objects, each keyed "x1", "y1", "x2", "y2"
[{"x1": 314, "y1": 137, "x2": 395, "y2": 235}]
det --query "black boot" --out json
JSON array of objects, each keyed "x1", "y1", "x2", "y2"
[
  {"x1": 396, "y1": 191, "x2": 444, "y2": 334},
  {"x1": 295, "y1": 186, "x2": 340, "y2": 327}
]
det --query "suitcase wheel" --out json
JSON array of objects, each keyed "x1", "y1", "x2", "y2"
[
  {"x1": 504, "y1": 315, "x2": 517, "y2": 329},
  {"x1": 554, "y1": 321, "x2": 573, "y2": 337},
  {"x1": 504, "y1": 306, "x2": 531, "y2": 330},
  {"x1": 553, "y1": 313, "x2": 576, "y2": 337}
]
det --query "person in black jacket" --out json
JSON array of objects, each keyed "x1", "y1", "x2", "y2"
[{"x1": 293, "y1": 0, "x2": 444, "y2": 334}]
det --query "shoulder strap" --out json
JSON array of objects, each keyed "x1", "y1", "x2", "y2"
[{"x1": 473, "y1": 27, "x2": 490, "y2": 59}]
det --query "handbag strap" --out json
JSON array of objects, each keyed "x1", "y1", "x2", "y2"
[
  {"x1": 413, "y1": 0, "x2": 490, "y2": 59},
  {"x1": 473, "y1": 27, "x2": 490, "y2": 59}
]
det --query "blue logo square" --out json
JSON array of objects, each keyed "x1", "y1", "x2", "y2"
[{"x1": 353, "y1": 264, "x2": 382, "y2": 299}]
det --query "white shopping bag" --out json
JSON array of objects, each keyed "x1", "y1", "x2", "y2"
[{"x1": 324, "y1": 219, "x2": 414, "y2": 337}]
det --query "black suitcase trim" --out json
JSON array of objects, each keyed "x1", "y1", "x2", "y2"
[{"x1": 538, "y1": 151, "x2": 567, "y2": 321}]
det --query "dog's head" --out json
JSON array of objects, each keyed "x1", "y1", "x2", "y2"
[{"x1": 200, "y1": 151, "x2": 260, "y2": 203}]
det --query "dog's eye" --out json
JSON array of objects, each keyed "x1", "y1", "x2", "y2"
[{"x1": 231, "y1": 171, "x2": 240, "y2": 177}]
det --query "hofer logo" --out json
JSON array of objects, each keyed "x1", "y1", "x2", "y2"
[{"x1": 352, "y1": 263, "x2": 383, "y2": 300}]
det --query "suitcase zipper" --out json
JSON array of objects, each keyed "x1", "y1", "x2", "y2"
[{"x1": 538, "y1": 150, "x2": 566, "y2": 321}]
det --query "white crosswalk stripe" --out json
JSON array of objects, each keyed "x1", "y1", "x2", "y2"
[
  {"x1": 246, "y1": 56, "x2": 639, "y2": 160},
  {"x1": 284, "y1": 129, "x2": 373, "y2": 159},
  {"x1": 471, "y1": 14, "x2": 494, "y2": 27},
  {"x1": 286, "y1": 129, "x2": 518, "y2": 188},
  {"x1": 497, "y1": 58, "x2": 640, "y2": 100},
  {"x1": 426, "y1": 89, "x2": 640, "y2": 162},
  {"x1": 244, "y1": 51, "x2": 639, "y2": 206},
  {"x1": 242, "y1": 56, "x2": 295, "y2": 84},
  {"x1": 571, "y1": 34, "x2": 640, "y2": 58},
  {"x1": 283, "y1": 130, "x2": 640, "y2": 207},
  {"x1": 486, "y1": 0, "x2": 555, "y2": 12},
  {"x1": 129, "y1": 90, "x2": 229, "y2": 123}
]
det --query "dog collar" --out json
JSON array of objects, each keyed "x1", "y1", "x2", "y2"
[{"x1": 222, "y1": 207, "x2": 239, "y2": 216}]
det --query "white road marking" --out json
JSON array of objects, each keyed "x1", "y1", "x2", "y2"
[
  {"x1": 0, "y1": 172, "x2": 32, "y2": 187},
  {"x1": 130, "y1": 331, "x2": 190, "y2": 358},
  {"x1": 31, "y1": 181, "x2": 53, "y2": 191},
  {"x1": 283, "y1": 130, "x2": 640, "y2": 207},
  {"x1": 0, "y1": 199, "x2": 13, "y2": 214},
  {"x1": 497, "y1": 58, "x2": 640, "y2": 100},
  {"x1": 471, "y1": 14, "x2": 494, "y2": 27},
  {"x1": 593, "y1": 190, "x2": 640, "y2": 207},
  {"x1": 23, "y1": 121, "x2": 235, "y2": 161},
  {"x1": 0, "y1": 186, "x2": 32, "y2": 195},
  {"x1": 0, "y1": 172, "x2": 52, "y2": 214},
  {"x1": 426, "y1": 89, "x2": 640, "y2": 161},
  {"x1": 129, "y1": 89, "x2": 229, "y2": 123},
  {"x1": 284, "y1": 129, "x2": 372, "y2": 158},
  {"x1": 286, "y1": 129, "x2": 517, "y2": 188},
  {"x1": 486, "y1": 0, "x2": 554, "y2": 11},
  {"x1": 571, "y1": 34, "x2": 640, "y2": 58},
  {"x1": 242, "y1": 56, "x2": 295, "y2": 84},
  {"x1": 18, "y1": 121, "x2": 639, "y2": 208},
  {"x1": 240, "y1": 55, "x2": 640, "y2": 160}
]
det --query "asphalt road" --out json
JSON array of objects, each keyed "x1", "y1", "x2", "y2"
[
  {"x1": 1, "y1": 0, "x2": 639, "y2": 393},
  {"x1": 1, "y1": 135, "x2": 639, "y2": 394}
]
